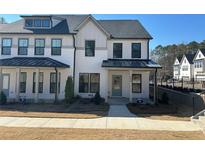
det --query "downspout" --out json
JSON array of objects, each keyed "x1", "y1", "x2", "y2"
[
  {"x1": 55, "y1": 67, "x2": 58, "y2": 103},
  {"x1": 72, "y1": 34, "x2": 76, "y2": 96},
  {"x1": 147, "y1": 39, "x2": 150, "y2": 60}
]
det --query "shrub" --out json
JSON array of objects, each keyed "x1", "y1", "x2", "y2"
[
  {"x1": 161, "y1": 92, "x2": 169, "y2": 104},
  {"x1": 64, "y1": 76, "x2": 74, "y2": 104},
  {"x1": 0, "y1": 91, "x2": 7, "y2": 105},
  {"x1": 93, "y1": 92, "x2": 104, "y2": 105}
]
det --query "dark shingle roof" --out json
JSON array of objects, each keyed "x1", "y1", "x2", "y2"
[
  {"x1": 199, "y1": 49, "x2": 205, "y2": 56},
  {"x1": 98, "y1": 20, "x2": 152, "y2": 39},
  {"x1": 102, "y1": 59, "x2": 161, "y2": 68},
  {"x1": 0, "y1": 15, "x2": 152, "y2": 39},
  {"x1": 0, "y1": 57, "x2": 70, "y2": 68},
  {"x1": 185, "y1": 53, "x2": 196, "y2": 64}
]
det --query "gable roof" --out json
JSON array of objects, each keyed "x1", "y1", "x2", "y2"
[
  {"x1": 98, "y1": 20, "x2": 153, "y2": 39},
  {"x1": 199, "y1": 49, "x2": 205, "y2": 56},
  {"x1": 184, "y1": 53, "x2": 196, "y2": 64},
  {"x1": 0, "y1": 15, "x2": 152, "y2": 39},
  {"x1": 0, "y1": 57, "x2": 70, "y2": 68}
]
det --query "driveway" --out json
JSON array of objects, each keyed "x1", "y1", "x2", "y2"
[{"x1": 0, "y1": 104, "x2": 202, "y2": 131}]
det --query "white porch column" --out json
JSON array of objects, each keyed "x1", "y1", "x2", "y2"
[
  {"x1": 0, "y1": 67, "x2": 2, "y2": 92},
  {"x1": 16, "y1": 68, "x2": 21, "y2": 102},
  {"x1": 35, "y1": 68, "x2": 39, "y2": 103},
  {"x1": 129, "y1": 70, "x2": 133, "y2": 103},
  {"x1": 154, "y1": 69, "x2": 158, "y2": 104}
]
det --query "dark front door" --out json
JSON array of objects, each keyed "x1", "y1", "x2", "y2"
[{"x1": 112, "y1": 75, "x2": 122, "y2": 97}]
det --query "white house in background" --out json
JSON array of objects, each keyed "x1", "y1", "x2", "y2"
[
  {"x1": 193, "y1": 49, "x2": 205, "y2": 81},
  {"x1": 173, "y1": 56, "x2": 182, "y2": 80},
  {"x1": 0, "y1": 15, "x2": 161, "y2": 103},
  {"x1": 179, "y1": 53, "x2": 195, "y2": 81}
]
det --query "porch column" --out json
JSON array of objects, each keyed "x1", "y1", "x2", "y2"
[
  {"x1": 55, "y1": 67, "x2": 59, "y2": 103},
  {"x1": 129, "y1": 70, "x2": 133, "y2": 103},
  {"x1": 35, "y1": 68, "x2": 39, "y2": 103},
  {"x1": 16, "y1": 68, "x2": 21, "y2": 102},
  {"x1": 154, "y1": 69, "x2": 158, "y2": 104},
  {"x1": 0, "y1": 67, "x2": 2, "y2": 93}
]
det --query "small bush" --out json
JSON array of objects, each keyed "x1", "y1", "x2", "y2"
[
  {"x1": 0, "y1": 91, "x2": 7, "y2": 105},
  {"x1": 93, "y1": 92, "x2": 104, "y2": 105},
  {"x1": 161, "y1": 92, "x2": 169, "y2": 104},
  {"x1": 64, "y1": 76, "x2": 74, "y2": 104}
]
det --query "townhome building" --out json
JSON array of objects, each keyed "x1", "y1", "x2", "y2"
[
  {"x1": 173, "y1": 56, "x2": 182, "y2": 80},
  {"x1": 193, "y1": 49, "x2": 205, "y2": 81},
  {"x1": 0, "y1": 15, "x2": 161, "y2": 103}
]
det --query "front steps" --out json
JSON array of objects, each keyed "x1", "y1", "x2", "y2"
[{"x1": 191, "y1": 110, "x2": 205, "y2": 132}]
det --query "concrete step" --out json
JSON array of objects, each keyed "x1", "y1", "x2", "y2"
[{"x1": 199, "y1": 116, "x2": 205, "y2": 121}]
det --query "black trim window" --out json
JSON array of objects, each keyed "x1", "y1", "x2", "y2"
[
  {"x1": 25, "y1": 19, "x2": 50, "y2": 28},
  {"x1": 18, "y1": 39, "x2": 28, "y2": 55},
  {"x1": 51, "y1": 39, "x2": 62, "y2": 55},
  {"x1": 1, "y1": 38, "x2": 12, "y2": 55},
  {"x1": 85, "y1": 40, "x2": 95, "y2": 57},
  {"x1": 20, "y1": 72, "x2": 27, "y2": 93},
  {"x1": 132, "y1": 74, "x2": 141, "y2": 93},
  {"x1": 25, "y1": 19, "x2": 33, "y2": 27},
  {"x1": 79, "y1": 73, "x2": 100, "y2": 93},
  {"x1": 42, "y1": 19, "x2": 50, "y2": 27},
  {"x1": 35, "y1": 39, "x2": 45, "y2": 55},
  {"x1": 113, "y1": 43, "x2": 122, "y2": 58},
  {"x1": 34, "y1": 19, "x2": 41, "y2": 27},
  {"x1": 132, "y1": 43, "x2": 141, "y2": 58},
  {"x1": 33, "y1": 72, "x2": 44, "y2": 93},
  {"x1": 50, "y1": 72, "x2": 60, "y2": 93}
]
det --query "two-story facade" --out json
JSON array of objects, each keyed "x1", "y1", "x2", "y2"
[
  {"x1": 173, "y1": 56, "x2": 182, "y2": 80},
  {"x1": 193, "y1": 49, "x2": 205, "y2": 81},
  {"x1": 0, "y1": 15, "x2": 161, "y2": 103}
]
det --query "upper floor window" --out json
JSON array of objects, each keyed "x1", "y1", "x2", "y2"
[
  {"x1": 85, "y1": 40, "x2": 95, "y2": 57},
  {"x1": 25, "y1": 19, "x2": 33, "y2": 27},
  {"x1": 113, "y1": 43, "x2": 122, "y2": 58},
  {"x1": 51, "y1": 39, "x2": 62, "y2": 55},
  {"x1": 25, "y1": 19, "x2": 50, "y2": 28},
  {"x1": 1, "y1": 38, "x2": 12, "y2": 55},
  {"x1": 35, "y1": 39, "x2": 45, "y2": 55},
  {"x1": 18, "y1": 39, "x2": 28, "y2": 55},
  {"x1": 132, "y1": 43, "x2": 141, "y2": 58}
]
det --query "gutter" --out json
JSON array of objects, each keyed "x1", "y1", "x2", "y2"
[{"x1": 72, "y1": 34, "x2": 77, "y2": 95}]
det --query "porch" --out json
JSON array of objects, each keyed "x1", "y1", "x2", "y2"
[
  {"x1": 102, "y1": 59, "x2": 162, "y2": 103},
  {"x1": 0, "y1": 57, "x2": 70, "y2": 103}
]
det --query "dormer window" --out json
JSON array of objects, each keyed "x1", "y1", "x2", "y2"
[{"x1": 25, "y1": 18, "x2": 51, "y2": 28}]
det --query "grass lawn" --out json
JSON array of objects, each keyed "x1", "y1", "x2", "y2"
[
  {"x1": 0, "y1": 100, "x2": 109, "y2": 119},
  {"x1": 0, "y1": 127, "x2": 204, "y2": 140},
  {"x1": 127, "y1": 103, "x2": 192, "y2": 121}
]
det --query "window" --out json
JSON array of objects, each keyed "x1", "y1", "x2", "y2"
[
  {"x1": 18, "y1": 39, "x2": 28, "y2": 55},
  {"x1": 79, "y1": 73, "x2": 89, "y2": 93},
  {"x1": 34, "y1": 19, "x2": 41, "y2": 27},
  {"x1": 42, "y1": 19, "x2": 50, "y2": 27},
  {"x1": 25, "y1": 19, "x2": 33, "y2": 27},
  {"x1": 20, "y1": 72, "x2": 27, "y2": 93},
  {"x1": 85, "y1": 40, "x2": 95, "y2": 56},
  {"x1": 79, "y1": 73, "x2": 100, "y2": 93},
  {"x1": 51, "y1": 39, "x2": 62, "y2": 55},
  {"x1": 50, "y1": 72, "x2": 60, "y2": 93},
  {"x1": 35, "y1": 39, "x2": 45, "y2": 55},
  {"x1": 33, "y1": 72, "x2": 44, "y2": 93},
  {"x1": 113, "y1": 43, "x2": 122, "y2": 58},
  {"x1": 182, "y1": 66, "x2": 188, "y2": 71},
  {"x1": 132, "y1": 43, "x2": 141, "y2": 58},
  {"x1": 90, "y1": 73, "x2": 100, "y2": 93},
  {"x1": 1, "y1": 38, "x2": 12, "y2": 55},
  {"x1": 132, "y1": 74, "x2": 141, "y2": 93}
]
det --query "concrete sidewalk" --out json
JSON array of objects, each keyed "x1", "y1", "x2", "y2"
[{"x1": 0, "y1": 116, "x2": 201, "y2": 131}]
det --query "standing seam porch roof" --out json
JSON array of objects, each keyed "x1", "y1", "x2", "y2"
[{"x1": 0, "y1": 57, "x2": 70, "y2": 68}]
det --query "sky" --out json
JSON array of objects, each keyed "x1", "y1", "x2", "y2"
[{"x1": 1, "y1": 14, "x2": 205, "y2": 49}]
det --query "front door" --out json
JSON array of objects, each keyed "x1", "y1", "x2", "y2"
[
  {"x1": 2, "y1": 74, "x2": 10, "y2": 97},
  {"x1": 112, "y1": 75, "x2": 122, "y2": 97}
]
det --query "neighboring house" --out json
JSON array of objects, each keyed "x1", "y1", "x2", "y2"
[
  {"x1": 193, "y1": 49, "x2": 205, "y2": 81},
  {"x1": 0, "y1": 15, "x2": 161, "y2": 103},
  {"x1": 179, "y1": 53, "x2": 196, "y2": 81},
  {"x1": 173, "y1": 56, "x2": 182, "y2": 80}
]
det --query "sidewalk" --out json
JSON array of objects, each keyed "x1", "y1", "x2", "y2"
[{"x1": 0, "y1": 105, "x2": 202, "y2": 131}]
